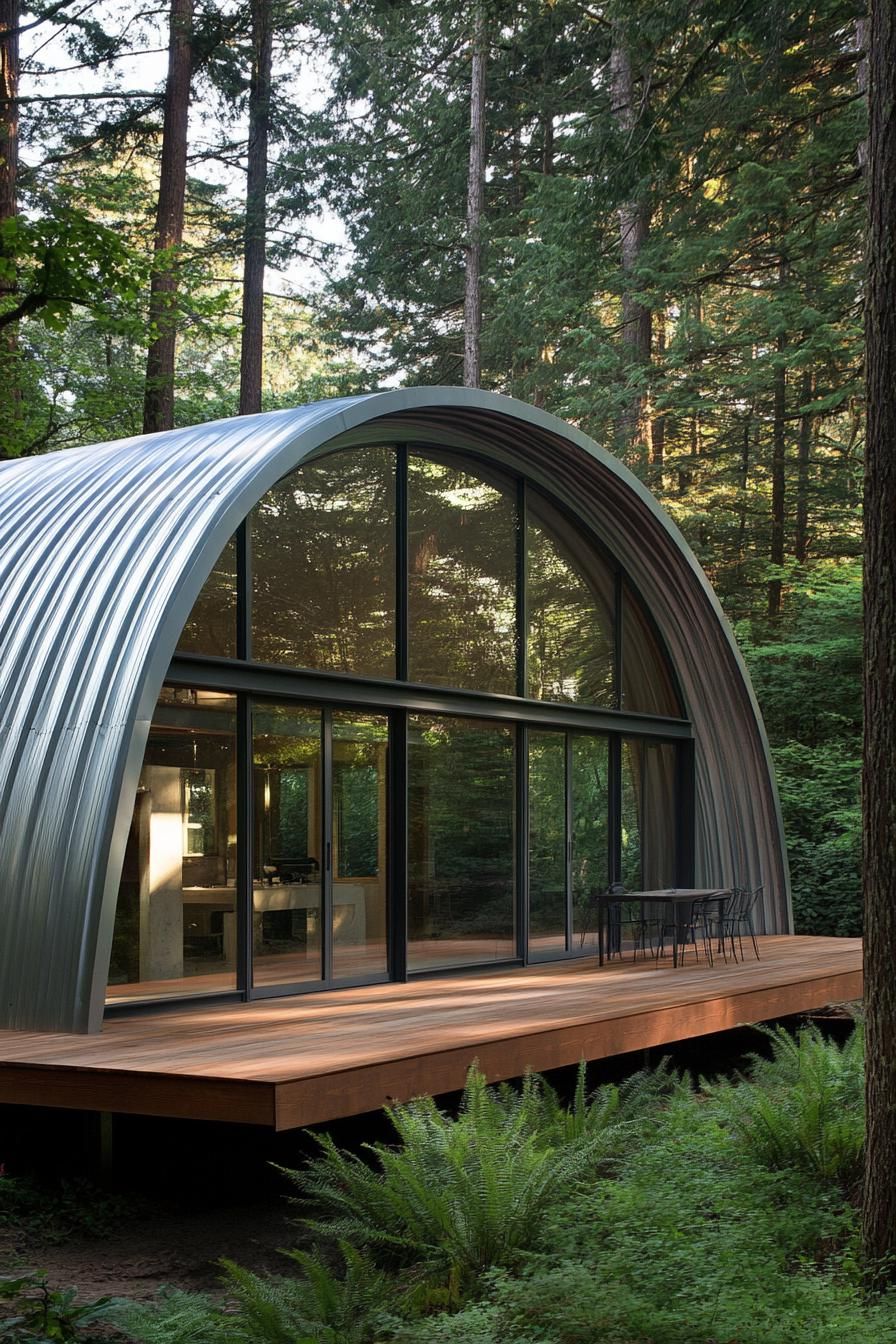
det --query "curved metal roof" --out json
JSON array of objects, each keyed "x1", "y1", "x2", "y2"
[{"x1": 0, "y1": 389, "x2": 789, "y2": 1032}]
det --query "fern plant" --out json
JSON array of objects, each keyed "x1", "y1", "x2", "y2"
[
  {"x1": 281, "y1": 1064, "x2": 627, "y2": 1297},
  {"x1": 115, "y1": 1248, "x2": 390, "y2": 1344},
  {"x1": 709, "y1": 1023, "x2": 864, "y2": 1187}
]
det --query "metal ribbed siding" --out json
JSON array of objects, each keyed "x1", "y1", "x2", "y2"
[{"x1": 0, "y1": 390, "x2": 790, "y2": 1033}]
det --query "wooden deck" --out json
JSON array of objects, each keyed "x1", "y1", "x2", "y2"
[{"x1": 0, "y1": 936, "x2": 861, "y2": 1131}]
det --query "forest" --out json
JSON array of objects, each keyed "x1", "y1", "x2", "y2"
[{"x1": 0, "y1": 0, "x2": 864, "y2": 933}]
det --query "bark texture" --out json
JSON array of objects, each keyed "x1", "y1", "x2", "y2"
[
  {"x1": 610, "y1": 27, "x2": 651, "y2": 465},
  {"x1": 0, "y1": 0, "x2": 20, "y2": 457},
  {"x1": 863, "y1": 0, "x2": 896, "y2": 1283},
  {"x1": 143, "y1": 0, "x2": 192, "y2": 435},
  {"x1": 239, "y1": 0, "x2": 273, "y2": 416},
  {"x1": 767, "y1": 321, "x2": 787, "y2": 617},
  {"x1": 794, "y1": 369, "x2": 814, "y2": 564},
  {"x1": 462, "y1": 0, "x2": 486, "y2": 390}
]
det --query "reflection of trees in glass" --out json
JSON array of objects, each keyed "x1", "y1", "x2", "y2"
[
  {"x1": 252, "y1": 445, "x2": 396, "y2": 676},
  {"x1": 527, "y1": 499, "x2": 615, "y2": 707},
  {"x1": 335, "y1": 764, "x2": 378, "y2": 877},
  {"x1": 621, "y1": 584, "x2": 681, "y2": 717},
  {"x1": 408, "y1": 715, "x2": 515, "y2": 959},
  {"x1": 621, "y1": 743, "x2": 643, "y2": 891},
  {"x1": 274, "y1": 768, "x2": 309, "y2": 856},
  {"x1": 408, "y1": 456, "x2": 517, "y2": 692},
  {"x1": 253, "y1": 706, "x2": 322, "y2": 874},
  {"x1": 528, "y1": 732, "x2": 566, "y2": 939},
  {"x1": 571, "y1": 736, "x2": 609, "y2": 939},
  {"x1": 177, "y1": 536, "x2": 238, "y2": 659},
  {"x1": 182, "y1": 768, "x2": 217, "y2": 855},
  {"x1": 334, "y1": 712, "x2": 388, "y2": 879}
]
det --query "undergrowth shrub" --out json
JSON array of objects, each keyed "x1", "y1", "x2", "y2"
[
  {"x1": 281, "y1": 1062, "x2": 668, "y2": 1297},
  {"x1": 708, "y1": 1022, "x2": 864, "y2": 1186},
  {"x1": 115, "y1": 1248, "x2": 392, "y2": 1344}
]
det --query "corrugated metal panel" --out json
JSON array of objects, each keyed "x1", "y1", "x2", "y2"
[{"x1": 0, "y1": 390, "x2": 789, "y2": 1032}]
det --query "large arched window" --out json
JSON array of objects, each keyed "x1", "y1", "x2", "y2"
[{"x1": 108, "y1": 443, "x2": 688, "y2": 1007}]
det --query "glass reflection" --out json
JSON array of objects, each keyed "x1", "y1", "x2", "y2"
[
  {"x1": 527, "y1": 494, "x2": 615, "y2": 707},
  {"x1": 408, "y1": 455, "x2": 517, "y2": 692},
  {"x1": 332, "y1": 711, "x2": 389, "y2": 980},
  {"x1": 621, "y1": 584, "x2": 682, "y2": 717},
  {"x1": 252, "y1": 703, "x2": 323, "y2": 987},
  {"x1": 622, "y1": 739, "x2": 677, "y2": 891},
  {"x1": 176, "y1": 536, "x2": 237, "y2": 658},
  {"x1": 528, "y1": 731, "x2": 567, "y2": 956},
  {"x1": 252, "y1": 445, "x2": 396, "y2": 677},
  {"x1": 408, "y1": 714, "x2": 515, "y2": 970},
  {"x1": 107, "y1": 687, "x2": 238, "y2": 1003},
  {"x1": 571, "y1": 735, "x2": 610, "y2": 950}
]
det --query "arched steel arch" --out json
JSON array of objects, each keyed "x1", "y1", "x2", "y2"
[{"x1": 0, "y1": 389, "x2": 790, "y2": 1033}]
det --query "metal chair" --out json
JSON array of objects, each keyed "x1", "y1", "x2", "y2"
[
  {"x1": 721, "y1": 884, "x2": 763, "y2": 961},
  {"x1": 654, "y1": 895, "x2": 717, "y2": 966}
]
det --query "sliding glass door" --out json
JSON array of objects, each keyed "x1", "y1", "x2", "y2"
[
  {"x1": 527, "y1": 730, "x2": 610, "y2": 960},
  {"x1": 251, "y1": 701, "x2": 390, "y2": 993}
]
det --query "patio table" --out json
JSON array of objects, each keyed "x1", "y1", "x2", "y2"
[{"x1": 597, "y1": 888, "x2": 730, "y2": 968}]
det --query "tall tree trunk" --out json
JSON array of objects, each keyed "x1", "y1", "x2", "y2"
[
  {"x1": 651, "y1": 308, "x2": 665, "y2": 486},
  {"x1": 794, "y1": 369, "x2": 814, "y2": 564},
  {"x1": 735, "y1": 400, "x2": 755, "y2": 573},
  {"x1": 239, "y1": 0, "x2": 273, "y2": 416},
  {"x1": 610, "y1": 26, "x2": 651, "y2": 467},
  {"x1": 856, "y1": 17, "x2": 869, "y2": 176},
  {"x1": 767, "y1": 276, "x2": 788, "y2": 617},
  {"x1": 143, "y1": 0, "x2": 193, "y2": 436},
  {"x1": 463, "y1": 0, "x2": 486, "y2": 390},
  {"x1": 0, "y1": 0, "x2": 20, "y2": 459},
  {"x1": 863, "y1": 0, "x2": 896, "y2": 1286}
]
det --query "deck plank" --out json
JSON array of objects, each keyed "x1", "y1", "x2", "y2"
[{"x1": 0, "y1": 936, "x2": 862, "y2": 1129}]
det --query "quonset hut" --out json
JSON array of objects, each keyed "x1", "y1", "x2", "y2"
[{"x1": 0, "y1": 389, "x2": 790, "y2": 1033}]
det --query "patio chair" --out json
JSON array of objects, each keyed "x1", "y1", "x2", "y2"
[
  {"x1": 654, "y1": 894, "x2": 717, "y2": 967},
  {"x1": 597, "y1": 882, "x2": 627, "y2": 957},
  {"x1": 720, "y1": 884, "x2": 763, "y2": 961}
]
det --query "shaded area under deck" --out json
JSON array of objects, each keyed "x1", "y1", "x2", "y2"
[{"x1": 0, "y1": 935, "x2": 861, "y2": 1131}]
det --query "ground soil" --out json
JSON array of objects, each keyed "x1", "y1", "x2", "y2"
[{"x1": 1, "y1": 1192, "x2": 300, "y2": 1303}]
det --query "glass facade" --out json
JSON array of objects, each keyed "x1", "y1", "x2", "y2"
[
  {"x1": 332, "y1": 711, "x2": 389, "y2": 980},
  {"x1": 107, "y1": 688, "x2": 238, "y2": 1003},
  {"x1": 109, "y1": 442, "x2": 688, "y2": 1008},
  {"x1": 527, "y1": 731, "x2": 567, "y2": 955},
  {"x1": 408, "y1": 715, "x2": 516, "y2": 970},
  {"x1": 253, "y1": 703, "x2": 324, "y2": 988},
  {"x1": 176, "y1": 536, "x2": 237, "y2": 659},
  {"x1": 527, "y1": 494, "x2": 615, "y2": 707},
  {"x1": 408, "y1": 455, "x2": 518, "y2": 692},
  {"x1": 252, "y1": 444, "x2": 396, "y2": 676}
]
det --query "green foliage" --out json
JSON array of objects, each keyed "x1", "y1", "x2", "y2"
[
  {"x1": 0, "y1": 1171, "x2": 128, "y2": 1245},
  {"x1": 120, "y1": 1038, "x2": 892, "y2": 1344},
  {"x1": 115, "y1": 1248, "x2": 393, "y2": 1344},
  {"x1": 738, "y1": 562, "x2": 862, "y2": 936},
  {"x1": 282, "y1": 1065, "x2": 628, "y2": 1296},
  {"x1": 113, "y1": 1289, "x2": 229, "y2": 1344},
  {"x1": 394, "y1": 1033, "x2": 878, "y2": 1343},
  {"x1": 0, "y1": 1271, "x2": 118, "y2": 1342},
  {"x1": 709, "y1": 1023, "x2": 865, "y2": 1186}
]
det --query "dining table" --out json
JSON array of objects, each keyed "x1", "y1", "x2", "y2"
[{"x1": 597, "y1": 887, "x2": 730, "y2": 968}]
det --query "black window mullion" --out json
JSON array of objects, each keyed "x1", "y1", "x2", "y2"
[
  {"x1": 517, "y1": 723, "x2": 528, "y2": 962},
  {"x1": 237, "y1": 694, "x2": 253, "y2": 996},
  {"x1": 565, "y1": 732, "x2": 573, "y2": 954},
  {"x1": 396, "y1": 445, "x2": 409, "y2": 683},
  {"x1": 322, "y1": 707, "x2": 333, "y2": 983},
  {"x1": 516, "y1": 478, "x2": 527, "y2": 700},
  {"x1": 609, "y1": 735, "x2": 622, "y2": 887},
  {"x1": 237, "y1": 519, "x2": 251, "y2": 662},
  {"x1": 389, "y1": 710, "x2": 408, "y2": 981},
  {"x1": 613, "y1": 568, "x2": 623, "y2": 711}
]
